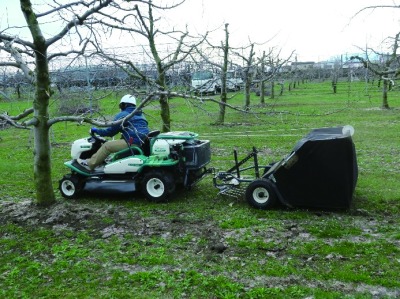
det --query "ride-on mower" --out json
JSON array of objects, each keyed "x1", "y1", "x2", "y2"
[{"x1": 59, "y1": 131, "x2": 211, "y2": 202}]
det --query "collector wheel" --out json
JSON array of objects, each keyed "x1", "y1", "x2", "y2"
[
  {"x1": 141, "y1": 170, "x2": 175, "y2": 203},
  {"x1": 245, "y1": 179, "x2": 277, "y2": 210},
  {"x1": 59, "y1": 175, "x2": 84, "y2": 199}
]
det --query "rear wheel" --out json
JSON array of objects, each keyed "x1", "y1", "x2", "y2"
[
  {"x1": 245, "y1": 179, "x2": 277, "y2": 210},
  {"x1": 59, "y1": 175, "x2": 84, "y2": 199},
  {"x1": 141, "y1": 170, "x2": 175, "y2": 202}
]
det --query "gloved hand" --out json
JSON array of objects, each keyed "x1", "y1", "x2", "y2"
[{"x1": 90, "y1": 127, "x2": 99, "y2": 135}]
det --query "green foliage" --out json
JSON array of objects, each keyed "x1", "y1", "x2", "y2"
[{"x1": 1, "y1": 80, "x2": 399, "y2": 298}]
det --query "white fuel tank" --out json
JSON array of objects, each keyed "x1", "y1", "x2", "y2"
[{"x1": 104, "y1": 157, "x2": 145, "y2": 174}]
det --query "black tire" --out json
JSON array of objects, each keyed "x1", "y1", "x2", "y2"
[
  {"x1": 141, "y1": 170, "x2": 175, "y2": 202},
  {"x1": 59, "y1": 175, "x2": 84, "y2": 199},
  {"x1": 245, "y1": 179, "x2": 277, "y2": 210}
]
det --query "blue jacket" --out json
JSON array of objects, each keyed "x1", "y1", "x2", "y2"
[{"x1": 96, "y1": 106, "x2": 150, "y2": 145}]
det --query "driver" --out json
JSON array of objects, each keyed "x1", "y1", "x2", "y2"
[{"x1": 78, "y1": 94, "x2": 150, "y2": 171}]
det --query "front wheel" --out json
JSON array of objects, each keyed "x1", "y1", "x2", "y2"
[
  {"x1": 59, "y1": 175, "x2": 84, "y2": 199},
  {"x1": 141, "y1": 170, "x2": 175, "y2": 203},
  {"x1": 245, "y1": 179, "x2": 277, "y2": 210}
]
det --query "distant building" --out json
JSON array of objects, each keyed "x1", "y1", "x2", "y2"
[
  {"x1": 314, "y1": 61, "x2": 335, "y2": 70},
  {"x1": 342, "y1": 60, "x2": 364, "y2": 69},
  {"x1": 291, "y1": 61, "x2": 315, "y2": 71}
]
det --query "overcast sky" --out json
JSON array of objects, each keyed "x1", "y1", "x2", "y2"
[
  {"x1": 167, "y1": 0, "x2": 400, "y2": 61},
  {"x1": 1, "y1": 0, "x2": 400, "y2": 63}
]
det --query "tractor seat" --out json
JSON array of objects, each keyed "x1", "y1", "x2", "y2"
[{"x1": 142, "y1": 130, "x2": 161, "y2": 156}]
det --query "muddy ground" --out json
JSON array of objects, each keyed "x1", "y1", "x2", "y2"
[{"x1": 1, "y1": 200, "x2": 399, "y2": 298}]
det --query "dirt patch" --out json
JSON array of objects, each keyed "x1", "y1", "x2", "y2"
[
  {"x1": 0, "y1": 200, "x2": 225, "y2": 248},
  {"x1": 1, "y1": 200, "x2": 399, "y2": 297}
]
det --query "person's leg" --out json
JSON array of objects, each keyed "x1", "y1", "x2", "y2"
[{"x1": 87, "y1": 139, "x2": 128, "y2": 170}]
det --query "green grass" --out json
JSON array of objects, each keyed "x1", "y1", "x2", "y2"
[{"x1": 1, "y1": 79, "x2": 400, "y2": 298}]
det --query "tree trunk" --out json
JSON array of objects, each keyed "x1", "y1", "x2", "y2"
[
  {"x1": 216, "y1": 24, "x2": 229, "y2": 125},
  {"x1": 33, "y1": 57, "x2": 55, "y2": 205},
  {"x1": 21, "y1": 0, "x2": 56, "y2": 205},
  {"x1": 16, "y1": 84, "x2": 21, "y2": 98},
  {"x1": 33, "y1": 123, "x2": 55, "y2": 205},
  {"x1": 382, "y1": 79, "x2": 390, "y2": 109},
  {"x1": 245, "y1": 80, "x2": 251, "y2": 109},
  {"x1": 159, "y1": 94, "x2": 171, "y2": 132},
  {"x1": 34, "y1": 47, "x2": 56, "y2": 206},
  {"x1": 270, "y1": 81, "x2": 275, "y2": 99},
  {"x1": 259, "y1": 51, "x2": 266, "y2": 105},
  {"x1": 216, "y1": 94, "x2": 227, "y2": 124},
  {"x1": 243, "y1": 44, "x2": 254, "y2": 110},
  {"x1": 260, "y1": 80, "x2": 265, "y2": 105},
  {"x1": 332, "y1": 73, "x2": 338, "y2": 94},
  {"x1": 154, "y1": 55, "x2": 170, "y2": 132}
]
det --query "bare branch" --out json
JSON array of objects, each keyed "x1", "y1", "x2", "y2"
[
  {"x1": 350, "y1": 32, "x2": 400, "y2": 77},
  {"x1": 36, "y1": 1, "x2": 89, "y2": 18},
  {"x1": 351, "y1": 5, "x2": 400, "y2": 21},
  {"x1": 1, "y1": 38, "x2": 35, "y2": 83},
  {"x1": 0, "y1": 61, "x2": 20, "y2": 68},
  {"x1": 0, "y1": 33, "x2": 35, "y2": 49},
  {"x1": 126, "y1": 0, "x2": 186, "y2": 10},
  {"x1": 0, "y1": 108, "x2": 35, "y2": 129},
  {"x1": 48, "y1": 91, "x2": 156, "y2": 126},
  {"x1": 48, "y1": 39, "x2": 91, "y2": 60},
  {"x1": 0, "y1": 91, "x2": 13, "y2": 101},
  {"x1": 46, "y1": 0, "x2": 113, "y2": 47}
]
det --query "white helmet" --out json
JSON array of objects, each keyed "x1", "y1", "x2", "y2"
[{"x1": 120, "y1": 94, "x2": 136, "y2": 105}]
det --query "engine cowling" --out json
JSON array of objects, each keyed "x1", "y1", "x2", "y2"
[{"x1": 70, "y1": 137, "x2": 93, "y2": 159}]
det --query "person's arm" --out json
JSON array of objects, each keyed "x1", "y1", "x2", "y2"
[{"x1": 96, "y1": 112, "x2": 125, "y2": 137}]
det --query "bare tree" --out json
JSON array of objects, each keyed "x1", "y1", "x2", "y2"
[
  {"x1": 258, "y1": 50, "x2": 268, "y2": 104},
  {"x1": 217, "y1": 23, "x2": 230, "y2": 124},
  {"x1": 0, "y1": 0, "x2": 138, "y2": 206},
  {"x1": 233, "y1": 43, "x2": 255, "y2": 110},
  {"x1": 349, "y1": 5, "x2": 400, "y2": 108},
  {"x1": 351, "y1": 32, "x2": 400, "y2": 109},
  {"x1": 94, "y1": 1, "x2": 202, "y2": 132},
  {"x1": 0, "y1": 0, "x2": 215, "y2": 205},
  {"x1": 193, "y1": 23, "x2": 233, "y2": 124},
  {"x1": 256, "y1": 48, "x2": 293, "y2": 104}
]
